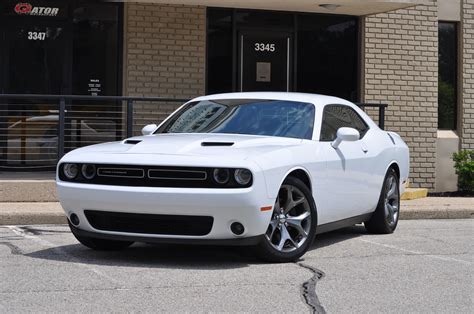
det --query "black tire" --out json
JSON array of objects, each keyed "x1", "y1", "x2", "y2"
[
  {"x1": 255, "y1": 176, "x2": 317, "y2": 263},
  {"x1": 68, "y1": 221, "x2": 133, "y2": 251},
  {"x1": 365, "y1": 167, "x2": 400, "y2": 234}
]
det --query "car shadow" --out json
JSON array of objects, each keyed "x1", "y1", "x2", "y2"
[
  {"x1": 309, "y1": 224, "x2": 366, "y2": 251},
  {"x1": 24, "y1": 225, "x2": 367, "y2": 269}
]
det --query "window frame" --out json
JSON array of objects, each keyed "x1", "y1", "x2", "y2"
[{"x1": 319, "y1": 104, "x2": 370, "y2": 142}]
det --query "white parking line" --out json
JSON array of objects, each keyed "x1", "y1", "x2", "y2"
[
  {"x1": 359, "y1": 238, "x2": 471, "y2": 266},
  {"x1": 6, "y1": 226, "x2": 122, "y2": 285}
]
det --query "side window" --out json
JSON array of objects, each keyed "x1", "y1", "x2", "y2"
[{"x1": 320, "y1": 105, "x2": 369, "y2": 141}]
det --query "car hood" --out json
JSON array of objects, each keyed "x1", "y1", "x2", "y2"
[{"x1": 71, "y1": 133, "x2": 304, "y2": 160}]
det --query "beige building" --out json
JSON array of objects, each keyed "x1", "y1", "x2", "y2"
[{"x1": 0, "y1": 0, "x2": 472, "y2": 192}]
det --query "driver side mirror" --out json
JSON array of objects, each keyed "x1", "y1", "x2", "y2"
[
  {"x1": 331, "y1": 127, "x2": 360, "y2": 149},
  {"x1": 141, "y1": 124, "x2": 157, "y2": 136}
]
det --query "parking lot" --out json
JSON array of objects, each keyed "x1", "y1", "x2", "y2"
[{"x1": 0, "y1": 219, "x2": 472, "y2": 313}]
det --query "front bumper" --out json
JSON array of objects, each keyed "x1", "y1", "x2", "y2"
[{"x1": 57, "y1": 179, "x2": 275, "y2": 242}]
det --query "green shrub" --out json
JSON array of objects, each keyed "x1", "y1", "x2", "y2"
[{"x1": 452, "y1": 150, "x2": 474, "y2": 192}]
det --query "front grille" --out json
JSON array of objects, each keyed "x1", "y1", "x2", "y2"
[
  {"x1": 58, "y1": 163, "x2": 252, "y2": 188},
  {"x1": 98, "y1": 167, "x2": 145, "y2": 178},
  {"x1": 84, "y1": 210, "x2": 213, "y2": 236},
  {"x1": 148, "y1": 169, "x2": 207, "y2": 180}
]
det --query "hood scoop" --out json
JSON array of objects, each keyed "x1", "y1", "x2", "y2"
[
  {"x1": 201, "y1": 141, "x2": 234, "y2": 147},
  {"x1": 124, "y1": 139, "x2": 142, "y2": 145}
]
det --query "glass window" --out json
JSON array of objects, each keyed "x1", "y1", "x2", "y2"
[
  {"x1": 320, "y1": 105, "x2": 368, "y2": 141},
  {"x1": 156, "y1": 99, "x2": 315, "y2": 140},
  {"x1": 72, "y1": 3, "x2": 120, "y2": 96},
  {"x1": 297, "y1": 15, "x2": 358, "y2": 101},
  {"x1": 207, "y1": 8, "x2": 233, "y2": 94},
  {"x1": 438, "y1": 22, "x2": 458, "y2": 130}
]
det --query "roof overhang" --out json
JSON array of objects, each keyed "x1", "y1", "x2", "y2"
[{"x1": 113, "y1": 0, "x2": 427, "y2": 16}]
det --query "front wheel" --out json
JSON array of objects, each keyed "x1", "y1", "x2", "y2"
[
  {"x1": 365, "y1": 168, "x2": 400, "y2": 234},
  {"x1": 255, "y1": 177, "x2": 317, "y2": 263},
  {"x1": 69, "y1": 222, "x2": 133, "y2": 251}
]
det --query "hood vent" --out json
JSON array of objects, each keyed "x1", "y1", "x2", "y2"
[
  {"x1": 124, "y1": 139, "x2": 142, "y2": 145},
  {"x1": 201, "y1": 142, "x2": 234, "y2": 147}
]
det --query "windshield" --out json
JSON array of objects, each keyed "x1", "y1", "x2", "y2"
[{"x1": 155, "y1": 99, "x2": 315, "y2": 140}]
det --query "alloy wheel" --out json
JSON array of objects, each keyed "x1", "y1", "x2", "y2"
[
  {"x1": 384, "y1": 174, "x2": 399, "y2": 227},
  {"x1": 265, "y1": 184, "x2": 312, "y2": 253}
]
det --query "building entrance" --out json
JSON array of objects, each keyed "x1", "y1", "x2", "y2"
[
  {"x1": 207, "y1": 8, "x2": 359, "y2": 101},
  {"x1": 239, "y1": 31, "x2": 292, "y2": 92}
]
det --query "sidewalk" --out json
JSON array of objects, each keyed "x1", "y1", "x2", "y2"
[{"x1": 0, "y1": 197, "x2": 472, "y2": 225}]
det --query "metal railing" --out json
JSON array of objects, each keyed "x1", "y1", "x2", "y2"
[
  {"x1": 355, "y1": 103, "x2": 388, "y2": 130},
  {"x1": 0, "y1": 94, "x2": 388, "y2": 171},
  {"x1": 0, "y1": 94, "x2": 188, "y2": 171}
]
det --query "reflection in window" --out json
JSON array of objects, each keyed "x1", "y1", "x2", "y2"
[
  {"x1": 438, "y1": 22, "x2": 458, "y2": 130},
  {"x1": 157, "y1": 99, "x2": 315, "y2": 140},
  {"x1": 320, "y1": 105, "x2": 368, "y2": 141}
]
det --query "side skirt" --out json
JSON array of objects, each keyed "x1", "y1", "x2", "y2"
[{"x1": 315, "y1": 213, "x2": 373, "y2": 235}]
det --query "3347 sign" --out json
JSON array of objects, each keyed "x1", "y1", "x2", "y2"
[{"x1": 27, "y1": 31, "x2": 46, "y2": 41}]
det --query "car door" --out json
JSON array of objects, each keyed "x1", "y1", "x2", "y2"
[{"x1": 317, "y1": 104, "x2": 372, "y2": 223}]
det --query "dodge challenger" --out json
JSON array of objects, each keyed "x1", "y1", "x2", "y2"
[{"x1": 57, "y1": 92, "x2": 409, "y2": 262}]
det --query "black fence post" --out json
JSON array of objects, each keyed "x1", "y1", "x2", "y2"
[
  {"x1": 379, "y1": 106, "x2": 385, "y2": 130},
  {"x1": 126, "y1": 99, "x2": 133, "y2": 138},
  {"x1": 58, "y1": 97, "x2": 65, "y2": 159}
]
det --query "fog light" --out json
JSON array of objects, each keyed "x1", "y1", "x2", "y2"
[
  {"x1": 70, "y1": 213, "x2": 80, "y2": 226},
  {"x1": 81, "y1": 164, "x2": 96, "y2": 179},
  {"x1": 230, "y1": 222, "x2": 245, "y2": 235},
  {"x1": 213, "y1": 168, "x2": 230, "y2": 184},
  {"x1": 234, "y1": 169, "x2": 252, "y2": 185},
  {"x1": 63, "y1": 163, "x2": 78, "y2": 179}
]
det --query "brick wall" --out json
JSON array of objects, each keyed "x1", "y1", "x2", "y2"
[
  {"x1": 461, "y1": 0, "x2": 474, "y2": 150},
  {"x1": 363, "y1": 1, "x2": 439, "y2": 189},
  {"x1": 124, "y1": 3, "x2": 206, "y2": 133}
]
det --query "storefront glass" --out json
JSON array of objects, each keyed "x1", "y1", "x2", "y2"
[
  {"x1": 0, "y1": 0, "x2": 122, "y2": 170},
  {"x1": 206, "y1": 8, "x2": 359, "y2": 102}
]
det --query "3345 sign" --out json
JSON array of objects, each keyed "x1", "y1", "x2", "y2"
[{"x1": 254, "y1": 43, "x2": 276, "y2": 52}]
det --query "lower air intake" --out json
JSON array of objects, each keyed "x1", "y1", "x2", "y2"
[{"x1": 84, "y1": 210, "x2": 213, "y2": 236}]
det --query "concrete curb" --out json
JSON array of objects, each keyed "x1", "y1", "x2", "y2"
[
  {"x1": 0, "y1": 213, "x2": 67, "y2": 225},
  {"x1": 399, "y1": 208, "x2": 473, "y2": 219},
  {"x1": 0, "y1": 199, "x2": 473, "y2": 225}
]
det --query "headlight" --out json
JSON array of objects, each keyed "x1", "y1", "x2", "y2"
[
  {"x1": 81, "y1": 164, "x2": 96, "y2": 179},
  {"x1": 234, "y1": 169, "x2": 252, "y2": 185},
  {"x1": 213, "y1": 168, "x2": 230, "y2": 184},
  {"x1": 63, "y1": 163, "x2": 78, "y2": 179}
]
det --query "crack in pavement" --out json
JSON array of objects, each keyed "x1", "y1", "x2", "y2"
[
  {"x1": 18, "y1": 226, "x2": 69, "y2": 235},
  {"x1": 296, "y1": 262, "x2": 326, "y2": 314}
]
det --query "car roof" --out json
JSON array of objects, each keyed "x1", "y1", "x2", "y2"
[{"x1": 192, "y1": 92, "x2": 355, "y2": 107}]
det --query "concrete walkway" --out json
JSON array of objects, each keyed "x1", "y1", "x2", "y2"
[{"x1": 0, "y1": 197, "x2": 472, "y2": 225}]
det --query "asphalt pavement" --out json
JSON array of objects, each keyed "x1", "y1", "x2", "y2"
[{"x1": 0, "y1": 220, "x2": 472, "y2": 313}]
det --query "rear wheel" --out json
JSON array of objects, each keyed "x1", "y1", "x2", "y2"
[
  {"x1": 365, "y1": 168, "x2": 400, "y2": 234},
  {"x1": 68, "y1": 222, "x2": 133, "y2": 251},
  {"x1": 255, "y1": 177, "x2": 317, "y2": 263}
]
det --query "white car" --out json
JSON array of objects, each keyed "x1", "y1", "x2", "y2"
[{"x1": 56, "y1": 92, "x2": 409, "y2": 262}]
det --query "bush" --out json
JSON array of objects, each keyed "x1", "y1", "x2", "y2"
[{"x1": 452, "y1": 150, "x2": 474, "y2": 192}]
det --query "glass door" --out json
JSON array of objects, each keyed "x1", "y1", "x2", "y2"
[{"x1": 238, "y1": 31, "x2": 292, "y2": 92}]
